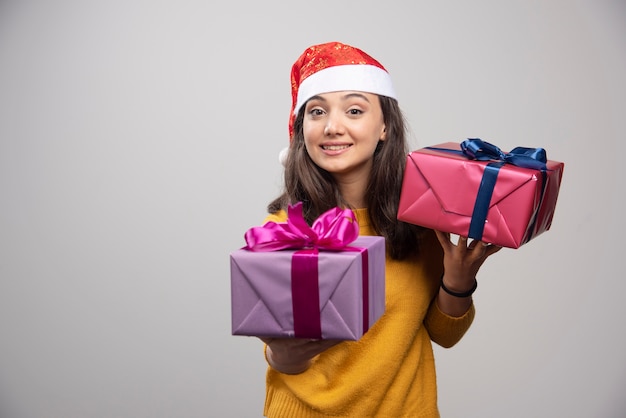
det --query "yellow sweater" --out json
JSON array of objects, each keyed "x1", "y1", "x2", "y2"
[{"x1": 263, "y1": 208, "x2": 475, "y2": 418}]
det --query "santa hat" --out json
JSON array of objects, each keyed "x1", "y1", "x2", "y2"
[{"x1": 280, "y1": 41, "x2": 397, "y2": 165}]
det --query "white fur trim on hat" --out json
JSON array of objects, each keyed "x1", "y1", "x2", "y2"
[{"x1": 294, "y1": 64, "x2": 396, "y2": 116}]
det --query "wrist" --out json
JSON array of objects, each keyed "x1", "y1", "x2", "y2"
[{"x1": 440, "y1": 278, "x2": 478, "y2": 298}]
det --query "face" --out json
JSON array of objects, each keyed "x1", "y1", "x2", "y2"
[{"x1": 302, "y1": 91, "x2": 386, "y2": 181}]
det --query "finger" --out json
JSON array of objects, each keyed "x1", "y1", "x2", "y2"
[
  {"x1": 471, "y1": 241, "x2": 502, "y2": 258},
  {"x1": 434, "y1": 230, "x2": 452, "y2": 250},
  {"x1": 457, "y1": 235, "x2": 469, "y2": 250},
  {"x1": 293, "y1": 338, "x2": 321, "y2": 347},
  {"x1": 484, "y1": 244, "x2": 503, "y2": 257}
]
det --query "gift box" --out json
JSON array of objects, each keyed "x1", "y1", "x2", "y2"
[
  {"x1": 397, "y1": 139, "x2": 564, "y2": 249},
  {"x1": 230, "y1": 203, "x2": 386, "y2": 340}
]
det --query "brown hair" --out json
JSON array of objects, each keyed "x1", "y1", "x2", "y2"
[{"x1": 268, "y1": 96, "x2": 426, "y2": 260}]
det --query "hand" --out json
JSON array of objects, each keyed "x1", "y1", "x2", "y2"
[
  {"x1": 434, "y1": 231, "x2": 502, "y2": 291},
  {"x1": 259, "y1": 337, "x2": 341, "y2": 374}
]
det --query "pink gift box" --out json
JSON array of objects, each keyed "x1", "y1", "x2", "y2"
[
  {"x1": 230, "y1": 235, "x2": 385, "y2": 340},
  {"x1": 397, "y1": 140, "x2": 564, "y2": 249}
]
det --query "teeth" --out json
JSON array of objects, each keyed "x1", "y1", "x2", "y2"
[{"x1": 322, "y1": 145, "x2": 350, "y2": 151}]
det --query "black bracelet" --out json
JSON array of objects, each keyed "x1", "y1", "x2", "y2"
[{"x1": 441, "y1": 278, "x2": 478, "y2": 298}]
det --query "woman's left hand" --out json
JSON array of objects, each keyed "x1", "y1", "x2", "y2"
[
  {"x1": 434, "y1": 231, "x2": 502, "y2": 286},
  {"x1": 434, "y1": 231, "x2": 502, "y2": 316}
]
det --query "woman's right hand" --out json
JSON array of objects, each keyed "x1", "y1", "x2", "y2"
[{"x1": 259, "y1": 337, "x2": 341, "y2": 374}]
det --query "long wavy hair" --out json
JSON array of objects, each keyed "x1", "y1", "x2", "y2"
[{"x1": 268, "y1": 95, "x2": 426, "y2": 260}]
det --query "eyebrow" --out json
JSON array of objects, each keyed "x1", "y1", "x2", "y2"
[{"x1": 307, "y1": 92, "x2": 372, "y2": 105}]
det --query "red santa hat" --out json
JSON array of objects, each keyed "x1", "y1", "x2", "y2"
[{"x1": 280, "y1": 41, "x2": 397, "y2": 165}]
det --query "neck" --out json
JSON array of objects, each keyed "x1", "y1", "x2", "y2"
[{"x1": 335, "y1": 174, "x2": 368, "y2": 209}]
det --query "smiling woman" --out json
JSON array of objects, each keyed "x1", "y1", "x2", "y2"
[
  {"x1": 301, "y1": 91, "x2": 386, "y2": 199},
  {"x1": 259, "y1": 41, "x2": 502, "y2": 418}
]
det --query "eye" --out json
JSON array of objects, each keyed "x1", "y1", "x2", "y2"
[
  {"x1": 348, "y1": 108, "x2": 363, "y2": 115},
  {"x1": 309, "y1": 108, "x2": 325, "y2": 117}
]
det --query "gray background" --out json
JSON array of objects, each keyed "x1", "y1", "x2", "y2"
[{"x1": 1, "y1": 1, "x2": 624, "y2": 417}]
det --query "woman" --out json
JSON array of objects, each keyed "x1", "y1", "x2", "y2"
[{"x1": 260, "y1": 41, "x2": 501, "y2": 417}]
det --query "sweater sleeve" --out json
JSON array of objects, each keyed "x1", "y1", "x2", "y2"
[
  {"x1": 424, "y1": 299, "x2": 475, "y2": 348},
  {"x1": 415, "y1": 228, "x2": 475, "y2": 349}
]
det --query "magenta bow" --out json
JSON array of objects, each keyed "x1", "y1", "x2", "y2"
[{"x1": 244, "y1": 202, "x2": 359, "y2": 251}]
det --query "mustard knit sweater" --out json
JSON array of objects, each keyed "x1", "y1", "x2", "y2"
[{"x1": 263, "y1": 208, "x2": 475, "y2": 418}]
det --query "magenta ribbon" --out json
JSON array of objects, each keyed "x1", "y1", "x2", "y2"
[{"x1": 244, "y1": 202, "x2": 368, "y2": 339}]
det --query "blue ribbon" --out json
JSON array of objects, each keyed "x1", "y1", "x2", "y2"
[
  {"x1": 427, "y1": 138, "x2": 549, "y2": 243},
  {"x1": 468, "y1": 161, "x2": 504, "y2": 240},
  {"x1": 460, "y1": 138, "x2": 548, "y2": 171}
]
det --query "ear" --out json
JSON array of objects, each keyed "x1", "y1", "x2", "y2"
[{"x1": 380, "y1": 125, "x2": 387, "y2": 141}]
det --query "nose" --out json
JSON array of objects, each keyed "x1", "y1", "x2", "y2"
[{"x1": 324, "y1": 113, "x2": 344, "y2": 136}]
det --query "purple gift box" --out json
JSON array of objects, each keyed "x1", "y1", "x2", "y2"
[{"x1": 230, "y1": 203, "x2": 386, "y2": 340}]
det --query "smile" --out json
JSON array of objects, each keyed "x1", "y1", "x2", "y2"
[{"x1": 321, "y1": 144, "x2": 351, "y2": 151}]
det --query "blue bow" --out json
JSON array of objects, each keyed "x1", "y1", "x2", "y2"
[{"x1": 460, "y1": 138, "x2": 548, "y2": 171}]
